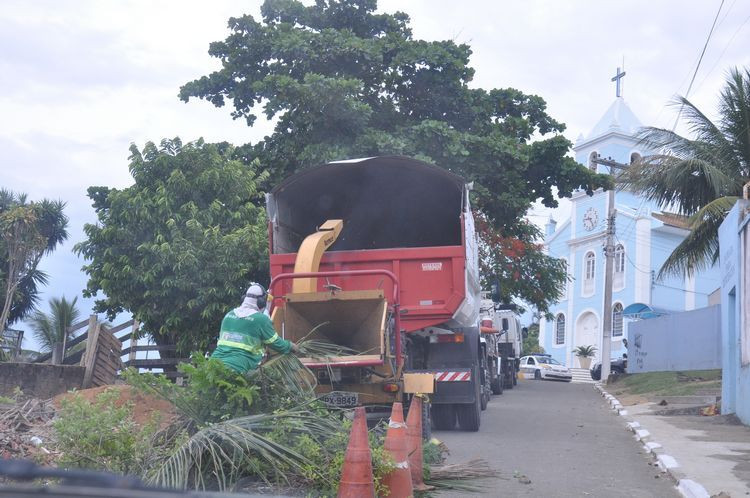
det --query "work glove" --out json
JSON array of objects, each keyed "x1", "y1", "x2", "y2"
[{"x1": 291, "y1": 342, "x2": 301, "y2": 354}]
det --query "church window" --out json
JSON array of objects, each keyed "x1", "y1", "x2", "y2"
[
  {"x1": 588, "y1": 152, "x2": 598, "y2": 172},
  {"x1": 612, "y1": 303, "x2": 624, "y2": 337},
  {"x1": 630, "y1": 152, "x2": 642, "y2": 164},
  {"x1": 614, "y1": 244, "x2": 625, "y2": 289},
  {"x1": 555, "y1": 313, "x2": 565, "y2": 345},
  {"x1": 560, "y1": 258, "x2": 568, "y2": 299},
  {"x1": 615, "y1": 244, "x2": 625, "y2": 272},
  {"x1": 583, "y1": 251, "x2": 595, "y2": 295}
]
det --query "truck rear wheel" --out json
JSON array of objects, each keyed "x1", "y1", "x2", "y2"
[
  {"x1": 456, "y1": 400, "x2": 481, "y2": 431},
  {"x1": 481, "y1": 364, "x2": 491, "y2": 410},
  {"x1": 431, "y1": 404, "x2": 456, "y2": 431},
  {"x1": 457, "y1": 375, "x2": 481, "y2": 431},
  {"x1": 506, "y1": 372, "x2": 514, "y2": 389},
  {"x1": 491, "y1": 371, "x2": 504, "y2": 394},
  {"x1": 504, "y1": 363, "x2": 515, "y2": 389}
]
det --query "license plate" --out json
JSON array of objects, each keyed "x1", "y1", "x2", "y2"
[{"x1": 321, "y1": 391, "x2": 359, "y2": 407}]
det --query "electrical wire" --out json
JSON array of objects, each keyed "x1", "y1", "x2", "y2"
[
  {"x1": 695, "y1": 10, "x2": 750, "y2": 92},
  {"x1": 673, "y1": 0, "x2": 726, "y2": 130}
]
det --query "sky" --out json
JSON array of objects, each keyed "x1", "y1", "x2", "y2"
[{"x1": 2, "y1": 0, "x2": 749, "y2": 349}]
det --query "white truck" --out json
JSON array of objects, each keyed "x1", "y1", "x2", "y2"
[{"x1": 479, "y1": 297, "x2": 524, "y2": 392}]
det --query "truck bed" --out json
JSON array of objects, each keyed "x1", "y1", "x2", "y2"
[{"x1": 270, "y1": 245, "x2": 466, "y2": 332}]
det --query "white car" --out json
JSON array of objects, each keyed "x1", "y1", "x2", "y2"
[{"x1": 520, "y1": 354, "x2": 572, "y2": 381}]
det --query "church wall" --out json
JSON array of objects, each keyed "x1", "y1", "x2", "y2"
[
  {"x1": 650, "y1": 232, "x2": 696, "y2": 312},
  {"x1": 574, "y1": 136, "x2": 645, "y2": 170},
  {"x1": 693, "y1": 264, "x2": 721, "y2": 308},
  {"x1": 544, "y1": 222, "x2": 572, "y2": 364}
]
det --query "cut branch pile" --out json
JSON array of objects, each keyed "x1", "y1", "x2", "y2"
[
  {"x1": 428, "y1": 458, "x2": 500, "y2": 480},
  {"x1": 424, "y1": 458, "x2": 503, "y2": 493},
  {"x1": 0, "y1": 398, "x2": 55, "y2": 431},
  {"x1": 0, "y1": 398, "x2": 58, "y2": 463}
]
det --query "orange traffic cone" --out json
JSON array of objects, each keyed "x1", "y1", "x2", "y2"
[
  {"x1": 406, "y1": 395, "x2": 432, "y2": 491},
  {"x1": 338, "y1": 407, "x2": 375, "y2": 498},
  {"x1": 382, "y1": 402, "x2": 414, "y2": 498}
]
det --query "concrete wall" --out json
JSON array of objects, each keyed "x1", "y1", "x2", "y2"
[
  {"x1": 719, "y1": 199, "x2": 750, "y2": 423},
  {"x1": 0, "y1": 362, "x2": 84, "y2": 398},
  {"x1": 627, "y1": 305, "x2": 721, "y2": 373}
]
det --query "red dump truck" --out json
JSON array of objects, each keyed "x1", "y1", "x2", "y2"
[{"x1": 266, "y1": 156, "x2": 488, "y2": 431}]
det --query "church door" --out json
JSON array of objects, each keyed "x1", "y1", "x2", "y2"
[{"x1": 574, "y1": 312, "x2": 599, "y2": 368}]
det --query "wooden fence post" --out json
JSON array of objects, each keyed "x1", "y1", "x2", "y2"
[
  {"x1": 128, "y1": 320, "x2": 140, "y2": 367},
  {"x1": 79, "y1": 315, "x2": 97, "y2": 367},
  {"x1": 82, "y1": 321, "x2": 102, "y2": 388}
]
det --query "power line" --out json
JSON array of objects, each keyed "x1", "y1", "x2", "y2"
[
  {"x1": 696, "y1": 10, "x2": 750, "y2": 92},
  {"x1": 673, "y1": 0, "x2": 725, "y2": 130},
  {"x1": 653, "y1": 282, "x2": 712, "y2": 296}
]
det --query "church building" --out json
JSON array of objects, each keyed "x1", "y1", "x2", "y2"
[{"x1": 539, "y1": 72, "x2": 721, "y2": 369}]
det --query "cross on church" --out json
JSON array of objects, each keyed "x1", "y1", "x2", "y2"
[{"x1": 611, "y1": 66, "x2": 626, "y2": 98}]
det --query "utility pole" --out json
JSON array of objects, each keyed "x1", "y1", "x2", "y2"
[
  {"x1": 592, "y1": 155, "x2": 628, "y2": 384},
  {"x1": 600, "y1": 189, "x2": 616, "y2": 383}
]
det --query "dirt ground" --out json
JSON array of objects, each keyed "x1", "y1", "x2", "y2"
[{"x1": 53, "y1": 385, "x2": 177, "y2": 428}]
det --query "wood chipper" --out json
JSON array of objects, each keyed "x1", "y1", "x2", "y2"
[{"x1": 266, "y1": 156, "x2": 485, "y2": 431}]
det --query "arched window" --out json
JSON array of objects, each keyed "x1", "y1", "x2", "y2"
[
  {"x1": 612, "y1": 303, "x2": 624, "y2": 337},
  {"x1": 555, "y1": 313, "x2": 565, "y2": 345},
  {"x1": 615, "y1": 244, "x2": 625, "y2": 273},
  {"x1": 614, "y1": 244, "x2": 625, "y2": 289},
  {"x1": 583, "y1": 251, "x2": 595, "y2": 295},
  {"x1": 630, "y1": 152, "x2": 642, "y2": 164},
  {"x1": 588, "y1": 151, "x2": 598, "y2": 172},
  {"x1": 560, "y1": 258, "x2": 568, "y2": 299}
]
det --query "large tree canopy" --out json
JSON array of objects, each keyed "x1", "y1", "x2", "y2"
[
  {"x1": 75, "y1": 139, "x2": 269, "y2": 352},
  {"x1": 179, "y1": 0, "x2": 609, "y2": 314}
]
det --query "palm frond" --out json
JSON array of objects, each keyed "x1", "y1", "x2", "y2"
[
  {"x1": 620, "y1": 147, "x2": 737, "y2": 214},
  {"x1": 250, "y1": 330, "x2": 365, "y2": 401},
  {"x1": 718, "y1": 68, "x2": 750, "y2": 176},
  {"x1": 28, "y1": 296, "x2": 80, "y2": 352},
  {"x1": 688, "y1": 196, "x2": 740, "y2": 226},
  {"x1": 623, "y1": 68, "x2": 750, "y2": 277},
  {"x1": 657, "y1": 210, "x2": 724, "y2": 279},
  {"x1": 148, "y1": 408, "x2": 341, "y2": 491}
]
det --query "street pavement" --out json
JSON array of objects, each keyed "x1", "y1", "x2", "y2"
[{"x1": 434, "y1": 379, "x2": 679, "y2": 497}]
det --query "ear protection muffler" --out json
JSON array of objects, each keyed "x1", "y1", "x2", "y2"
[{"x1": 247, "y1": 282, "x2": 267, "y2": 310}]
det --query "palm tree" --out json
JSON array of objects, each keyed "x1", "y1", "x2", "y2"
[
  {"x1": 29, "y1": 296, "x2": 80, "y2": 353},
  {"x1": 621, "y1": 67, "x2": 750, "y2": 278}
]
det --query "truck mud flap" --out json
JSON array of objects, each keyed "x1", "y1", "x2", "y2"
[{"x1": 409, "y1": 368, "x2": 477, "y2": 405}]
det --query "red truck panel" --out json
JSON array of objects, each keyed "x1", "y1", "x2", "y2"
[{"x1": 270, "y1": 245, "x2": 466, "y2": 332}]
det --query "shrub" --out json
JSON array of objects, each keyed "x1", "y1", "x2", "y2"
[
  {"x1": 260, "y1": 416, "x2": 394, "y2": 497},
  {"x1": 124, "y1": 354, "x2": 258, "y2": 425},
  {"x1": 53, "y1": 388, "x2": 160, "y2": 475},
  {"x1": 573, "y1": 345, "x2": 597, "y2": 358}
]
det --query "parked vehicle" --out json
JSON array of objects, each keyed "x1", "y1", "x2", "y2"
[
  {"x1": 479, "y1": 299, "x2": 523, "y2": 395},
  {"x1": 266, "y1": 156, "x2": 485, "y2": 431},
  {"x1": 589, "y1": 356, "x2": 628, "y2": 381},
  {"x1": 520, "y1": 354, "x2": 572, "y2": 381}
]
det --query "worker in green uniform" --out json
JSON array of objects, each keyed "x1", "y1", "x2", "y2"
[{"x1": 211, "y1": 283, "x2": 299, "y2": 374}]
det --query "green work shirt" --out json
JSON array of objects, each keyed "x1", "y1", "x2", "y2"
[{"x1": 210, "y1": 310, "x2": 292, "y2": 374}]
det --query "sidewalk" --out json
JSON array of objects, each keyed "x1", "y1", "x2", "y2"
[{"x1": 597, "y1": 385, "x2": 750, "y2": 498}]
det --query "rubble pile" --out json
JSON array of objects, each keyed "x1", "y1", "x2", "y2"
[{"x1": 0, "y1": 398, "x2": 58, "y2": 464}]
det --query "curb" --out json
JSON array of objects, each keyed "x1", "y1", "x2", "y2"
[{"x1": 593, "y1": 384, "x2": 711, "y2": 498}]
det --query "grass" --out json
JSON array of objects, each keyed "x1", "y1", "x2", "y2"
[{"x1": 609, "y1": 369, "x2": 722, "y2": 397}]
